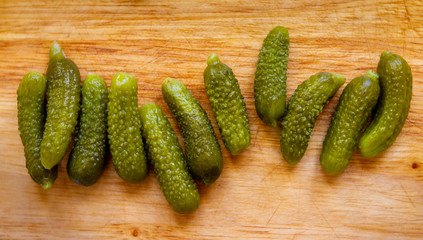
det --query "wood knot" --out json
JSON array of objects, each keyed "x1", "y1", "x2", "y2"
[
  {"x1": 412, "y1": 163, "x2": 419, "y2": 169},
  {"x1": 132, "y1": 228, "x2": 139, "y2": 237}
]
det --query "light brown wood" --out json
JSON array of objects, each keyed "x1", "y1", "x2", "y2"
[{"x1": 1, "y1": 0, "x2": 422, "y2": 239}]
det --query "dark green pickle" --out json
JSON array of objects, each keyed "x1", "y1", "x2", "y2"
[
  {"x1": 162, "y1": 78, "x2": 223, "y2": 186},
  {"x1": 280, "y1": 72, "x2": 345, "y2": 165},
  {"x1": 41, "y1": 42, "x2": 81, "y2": 169},
  {"x1": 254, "y1": 26, "x2": 289, "y2": 127},
  {"x1": 359, "y1": 51, "x2": 413, "y2": 158},
  {"x1": 67, "y1": 74, "x2": 109, "y2": 186},
  {"x1": 204, "y1": 53, "x2": 250, "y2": 155},
  {"x1": 108, "y1": 72, "x2": 148, "y2": 183},
  {"x1": 140, "y1": 103, "x2": 200, "y2": 213},
  {"x1": 17, "y1": 72, "x2": 58, "y2": 189},
  {"x1": 321, "y1": 71, "x2": 380, "y2": 174}
]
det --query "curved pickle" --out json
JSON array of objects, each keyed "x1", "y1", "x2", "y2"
[
  {"x1": 41, "y1": 42, "x2": 81, "y2": 169},
  {"x1": 321, "y1": 71, "x2": 380, "y2": 174},
  {"x1": 204, "y1": 53, "x2": 250, "y2": 155},
  {"x1": 140, "y1": 103, "x2": 200, "y2": 213},
  {"x1": 280, "y1": 72, "x2": 345, "y2": 165},
  {"x1": 17, "y1": 72, "x2": 58, "y2": 189},
  {"x1": 359, "y1": 51, "x2": 413, "y2": 157},
  {"x1": 162, "y1": 78, "x2": 223, "y2": 186}
]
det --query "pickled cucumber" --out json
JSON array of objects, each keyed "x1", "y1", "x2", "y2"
[
  {"x1": 41, "y1": 42, "x2": 81, "y2": 169},
  {"x1": 140, "y1": 103, "x2": 200, "y2": 213},
  {"x1": 204, "y1": 53, "x2": 250, "y2": 155},
  {"x1": 67, "y1": 74, "x2": 109, "y2": 186},
  {"x1": 162, "y1": 78, "x2": 222, "y2": 186},
  {"x1": 280, "y1": 72, "x2": 345, "y2": 165},
  {"x1": 108, "y1": 72, "x2": 148, "y2": 183},
  {"x1": 254, "y1": 26, "x2": 289, "y2": 127},
  {"x1": 321, "y1": 71, "x2": 380, "y2": 174},
  {"x1": 17, "y1": 72, "x2": 58, "y2": 189},
  {"x1": 359, "y1": 52, "x2": 413, "y2": 157}
]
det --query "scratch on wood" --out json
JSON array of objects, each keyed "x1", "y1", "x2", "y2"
[
  {"x1": 266, "y1": 202, "x2": 281, "y2": 226},
  {"x1": 400, "y1": 183, "x2": 416, "y2": 208}
]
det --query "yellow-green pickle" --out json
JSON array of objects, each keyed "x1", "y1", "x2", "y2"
[
  {"x1": 321, "y1": 71, "x2": 380, "y2": 174},
  {"x1": 17, "y1": 72, "x2": 58, "y2": 189},
  {"x1": 108, "y1": 72, "x2": 148, "y2": 183},
  {"x1": 41, "y1": 42, "x2": 81, "y2": 170},
  {"x1": 139, "y1": 103, "x2": 200, "y2": 213},
  {"x1": 280, "y1": 72, "x2": 345, "y2": 165},
  {"x1": 254, "y1": 26, "x2": 289, "y2": 127},
  {"x1": 204, "y1": 53, "x2": 250, "y2": 155},
  {"x1": 359, "y1": 52, "x2": 413, "y2": 157},
  {"x1": 67, "y1": 74, "x2": 109, "y2": 186},
  {"x1": 162, "y1": 78, "x2": 223, "y2": 186}
]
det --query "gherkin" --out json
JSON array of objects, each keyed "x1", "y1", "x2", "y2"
[
  {"x1": 108, "y1": 72, "x2": 148, "y2": 183},
  {"x1": 321, "y1": 71, "x2": 380, "y2": 174},
  {"x1": 162, "y1": 78, "x2": 223, "y2": 186},
  {"x1": 254, "y1": 26, "x2": 289, "y2": 127},
  {"x1": 17, "y1": 72, "x2": 58, "y2": 189},
  {"x1": 280, "y1": 72, "x2": 345, "y2": 165},
  {"x1": 67, "y1": 74, "x2": 109, "y2": 186},
  {"x1": 359, "y1": 51, "x2": 413, "y2": 158},
  {"x1": 204, "y1": 53, "x2": 250, "y2": 155},
  {"x1": 41, "y1": 42, "x2": 81, "y2": 170},
  {"x1": 140, "y1": 103, "x2": 200, "y2": 213}
]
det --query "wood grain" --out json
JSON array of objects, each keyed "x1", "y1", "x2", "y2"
[{"x1": 1, "y1": 0, "x2": 423, "y2": 239}]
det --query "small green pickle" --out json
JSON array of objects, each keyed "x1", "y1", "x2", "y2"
[
  {"x1": 204, "y1": 53, "x2": 250, "y2": 155},
  {"x1": 254, "y1": 26, "x2": 289, "y2": 127},
  {"x1": 41, "y1": 42, "x2": 81, "y2": 169},
  {"x1": 162, "y1": 78, "x2": 223, "y2": 186},
  {"x1": 359, "y1": 51, "x2": 413, "y2": 157},
  {"x1": 108, "y1": 72, "x2": 148, "y2": 183},
  {"x1": 321, "y1": 71, "x2": 380, "y2": 174},
  {"x1": 17, "y1": 72, "x2": 58, "y2": 189},
  {"x1": 140, "y1": 103, "x2": 200, "y2": 213},
  {"x1": 280, "y1": 72, "x2": 345, "y2": 165},
  {"x1": 67, "y1": 74, "x2": 109, "y2": 186}
]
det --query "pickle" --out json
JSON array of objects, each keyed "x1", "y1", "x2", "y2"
[
  {"x1": 17, "y1": 72, "x2": 58, "y2": 189},
  {"x1": 67, "y1": 74, "x2": 109, "y2": 186},
  {"x1": 41, "y1": 42, "x2": 81, "y2": 169},
  {"x1": 280, "y1": 72, "x2": 345, "y2": 165},
  {"x1": 140, "y1": 103, "x2": 200, "y2": 213},
  {"x1": 321, "y1": 71, "x2": 380, "y2": 174},
  {"x1": 162, "y1": 78, "x2": 222, "y2": 186},
  {"x1": 359, "y1": 52, "x2": 413, "y2": 157},
  {"x1": 108, "y1": 72, "x2": 148, "y2": 183},
  {"x1": 204, "y1": 53, "x2": 250, "y2": 155},
  {"x1": 254, "y1": 26, "x2": 289, "y2": 127}
]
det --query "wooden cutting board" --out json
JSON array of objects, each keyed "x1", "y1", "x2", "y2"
[{"x1": 1, "y1": 0, "x2": 422, "y2": 239}]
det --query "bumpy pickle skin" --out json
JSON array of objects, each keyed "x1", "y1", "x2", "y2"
[
  {"x1": 67, "y1": 74, "x2": 109, "y2": 186},
  {"x1": 41, "y1": 42, "x2": 81, "y2": 169},
  {"x1": 17, "y1": 72, "x2": 58, "y2": 189},
  {"x1": 139, "y1": 103, "x2": 200, "y2": 213},
  {"x1": 162, "y1": 78, "x2": 223, "y2": 186},
  {"x1": 254, "y1": 26, "x2": 289, "y2": 127},
  {"x1": 280, "y1": 72, "x2": 345, "y2": 165},
  {"x1": 321, "y1": 71, "x2": 380, "y2": 174},
  {"x1": 359, "y1": 52, "x2": 413, "y2": 157},
  {"x1": 107, "y1": 72, "x2": 148, "y2": 183},
  {"x1": 204, "y1": 53, "x2": 250, "y2": 155}
]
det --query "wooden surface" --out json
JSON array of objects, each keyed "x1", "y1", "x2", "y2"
[{"x1": 1, "y1": 0, "x2": 423, "y2": 239}]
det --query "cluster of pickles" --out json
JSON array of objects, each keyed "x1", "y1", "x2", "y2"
[
  {"x1": 18, "y1": 27, "x2": 412, "y2": 212},
  {"x1": 255, "y1": 26, "x2": 412, "y2": 174},
  {"x1": 17, "y1": 42, "x2": 251, "y2": 213}
]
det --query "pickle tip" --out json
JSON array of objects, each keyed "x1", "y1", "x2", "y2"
[{"x1": 49, "y1": 41, "x2": 65, "y2": 60}]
